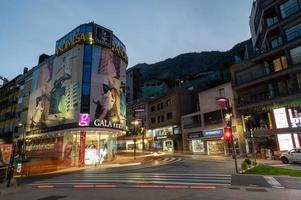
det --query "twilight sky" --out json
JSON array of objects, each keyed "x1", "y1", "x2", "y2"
[{"x1": 0, "y1": 0, "x2": 253, "y2": 80}]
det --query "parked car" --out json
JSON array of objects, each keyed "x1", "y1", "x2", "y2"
[{"x1": 280, "y1": 148, "x2": 301, "y2": 164}]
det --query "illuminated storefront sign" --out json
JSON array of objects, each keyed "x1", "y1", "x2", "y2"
[
  {"x1": 112, "y1": 36, "x2": 128, "y2": 63},
  {"x1": 55, "y1": 32, "x2": 93, "y2": 55},
  {"x1": 79, "y1": 113, "x2": 91, "y2": 126},
  {"x1": 187, "y1": 132, "x2": 202, "y2": 140},
  {"x1": 94, "y1": 24, "x2": 112, "y2": 48},
  {"x1": 288, "y1": 109, "x2": 301, "y2": 128},
  {"x1": 203, "y1": 129, "x2": 223, "y2": 137},
  {"x1": 277, "y1": 133, "x2": 294, "y2": 151},
  {"x1": 273, "y1": 108, "x2": 289, "y2": 128},
  {"x1": 94, "y1": 119, "x2": 126, "y2": 130},
  {"x1": 133, "y1": 104, "x2": 145, "y2": 112},
  {"x1": 78, "y1": 114, "x2": 126, "y2": 130}
]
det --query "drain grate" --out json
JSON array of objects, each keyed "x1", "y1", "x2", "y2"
[
  {"x1": 246, "y1": 188, "x2": 267, "y2": 192},
  {"x1": 37, "y1": 195, "x2": 67, "y2": 200}
]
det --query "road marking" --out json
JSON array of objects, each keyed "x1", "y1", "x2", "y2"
[
  {"x1": 190, "y1": 185, "x2": 216, "y2": 189},
  {"x1": 95, "y1": 184, "x2": 116, "y2": 188},
  {"x1": 264, "y1": 176, "x2": 284, "y2": 189},
  {"x1": 37, "y1": 185, "x2": 54, "y2": 188},
  {"x1": 37, "y1": 184, "x2": 218, "y2": 190}
]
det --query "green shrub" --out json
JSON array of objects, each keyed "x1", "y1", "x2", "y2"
[
  {"x1": 244, "y1": 158, "x2": 252, "y2": 166},
  {"x1": 241, "y1": 161, "x2": 249, "y2": 171}
]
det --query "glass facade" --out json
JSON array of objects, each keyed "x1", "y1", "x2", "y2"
[
  {"x1": 81, "y1": 45, "x2": 92, "y2": 113},
  {"x1": 290, "y1": 45, "x2": 301, "y2": 64},
  {"x1": 286, "y1": 22, "x2": 301, "y2": 41},
  {"x1": 280, "y1": 0, "x2": 301, "y2": 18}
]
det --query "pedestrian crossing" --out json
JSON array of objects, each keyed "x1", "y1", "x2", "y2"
[
  {"x1": 153, "y1": 156, "x2": 183, "y2": 165},
  {"x1": 30, "y1": 172, "x2": 232, "y2": 188}
]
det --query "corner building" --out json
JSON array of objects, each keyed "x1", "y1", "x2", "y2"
[{"x1": 24, "y1": 23, "x2": 127, "y2": 173}]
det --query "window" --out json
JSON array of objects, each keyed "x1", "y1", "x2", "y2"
[
  {"x1": 270, "y1": 36, "x2": 283, "y2": 49},
  {"x1": 218, "y1": 88, "x2": 225, "y2": 97},
  {"x1": 161, "y1": 115, "x2": 164, "y2": 122},
  {"x1": 17, "y1": 97, "x2": 23, "y2": 104},
  {"x1": 157, "y1": 116, "x2": 161, "y2": 123},
  {"x1": 290, "y1": 46, "x2": 301, "y2": 64},
  {"x1": 280, "y1": 0, "x2": 301, "y2": 18},
  {"x1": 273, "y1": 56, "x2": 288, "y2": 72},
  {"x1": 151, "y1": 117, "x2": 155, "y2": 124},
  {"x1": 204, "y1": 110, "x2": 222, "y2": 125},
  {"x1": 160, "y1": 102, "x2": 163, "y2": 109},
  {"x1": 285, "y1": 22, "x2": 301, "y2": 41},
  {"x1": 183, "y1": 115, "x2": 201, "y2": 129},
  {"x1": 19, "y1": 85, "x2": 24, "y2": 91},
  {"x1": 157, "y1": 104, "x2": 160, "y2": 111},
  {"x1": 167, "y1": 112, "x2": 173, "y2": 120},
  {"x1": 166, "y1": 99, "x2": 171, "y2": 107},
  {"x1": 151, "y1": 106, "x2": 155, "y2": 112},
  {"x1": 266, "y1": 16, "x2": 278, "y2": 27}
]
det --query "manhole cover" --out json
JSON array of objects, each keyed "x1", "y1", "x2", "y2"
[{"x1": 37, "y1": 195, "x2": 67, "y2": 200}]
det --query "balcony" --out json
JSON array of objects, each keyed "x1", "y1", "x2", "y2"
[{"x1": 237, "y1": 84, "x2": 301, "y2": 108}]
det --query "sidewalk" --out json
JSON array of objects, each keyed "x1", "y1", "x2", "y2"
[
  {"x1": 172, "y1": 153, "x2": 281, "y2": 165},
  {"x1": 14, "y1": 152, "x2": 155, "y2": 178}
]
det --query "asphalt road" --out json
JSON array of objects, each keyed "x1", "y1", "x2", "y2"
[{"x1": 1, "y1": 155, "x2": 301, "y2": 200}]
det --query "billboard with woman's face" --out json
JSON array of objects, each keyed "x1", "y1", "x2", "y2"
[
  {"x1": 90, "y1": 46, "x2": 127, "y2": 126},
  {"x1": 27, "y1": 46, "x2": 84, "y2": 131}
]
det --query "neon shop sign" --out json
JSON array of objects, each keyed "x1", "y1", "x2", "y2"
[{"x1": 79, "y1": 114, "x2": 126, "y2": 130}]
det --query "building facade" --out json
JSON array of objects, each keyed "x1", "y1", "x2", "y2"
[
  {"x1": 232, "y1": 0, "x2": 301, "y2": 159},
  {"x1": 118, "y1": 98, "x2": 152, "y2": 152},
  {"x1": 11, "y1": 22, "x2": 129, "y2": 174},
  {"x1": 182, "y1": 83, "x2": 245, "y2": 155},
  {"x1": 149, "y1": 89, "x2": 197, "y2": 152}
]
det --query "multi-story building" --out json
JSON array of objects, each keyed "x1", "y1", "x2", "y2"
[
  {"x1": 126, "y1": 68, "x2": 141, "y2": 103},
  {"x1": 0, "y1": 76, "x2": 21, "y2": 144},
  {"x1": 182, "y1": 83, "x2": 245, "y2": 155},
  {"x1": 118, "y1": 98, "x2": 152, "y2": 152},
  {"x1": 149, "y1": 88, "x2": 197, "y2": 152},
  {"x1": 5, "y1": 22, "x2": 129, "y2": 174},
  {"x1": 232, "y1": 0, "x2": 301, "y2": 158}
]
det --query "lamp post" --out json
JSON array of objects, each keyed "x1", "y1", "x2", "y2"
[
  {"x1": 18, "y1": 123, "x2": 26, "y2": 176},
  {"x1": 216, "y1": 97, "x2": 238, "y2": 174},
  {"x1": 131, "y1": 120, "x2": 139, "y2": 160}
]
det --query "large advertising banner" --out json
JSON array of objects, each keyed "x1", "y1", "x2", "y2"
[
  {"x1": 27, "y1": 46, "x2": 83, "y2": 131},
  {"x1": 0, "y1": 144, "x2": 13, "y2": 165},
  {"x1": 90, "y1": 46, "x2": 127, "y2": 127}
]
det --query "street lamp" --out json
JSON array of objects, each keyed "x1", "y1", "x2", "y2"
[
  {"x1": 18, "y1": 123, "x2": 26, "y2": 176},
  {"x1": 131, "y1": 120, "x2": 139, "y2": 160},
  {"x1": 216, "y1": 97, "x2": 238, "y2": 174}
]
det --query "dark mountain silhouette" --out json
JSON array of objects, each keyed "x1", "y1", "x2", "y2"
[{"x1": 128, "y1": 38, "x2": 253, "y2": 87}]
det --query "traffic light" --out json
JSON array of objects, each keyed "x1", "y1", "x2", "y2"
[{"x1": 224, "y1": 127, "x2": 232, "y2": 140}]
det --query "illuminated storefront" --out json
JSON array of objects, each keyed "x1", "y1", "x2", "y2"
[
  {"x1": 152, "y1": 126, "x2": 181, "y2": 153},
  {"x1": 187, "y1": 132, "x2": 205, "y2": 153},
  {"x1": 245, "y1": 106, "x2": 301, "y2": 158},
  {"x1": 23, "y1": 22, "x2": 127, "y2": 174}
]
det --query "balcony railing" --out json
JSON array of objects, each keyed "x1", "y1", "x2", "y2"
[{"x1": 237, "y1": 85, "x2": 301, "y2": 107}]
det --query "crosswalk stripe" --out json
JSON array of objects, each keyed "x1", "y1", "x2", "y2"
[
  {"x1": 31, "y1": 180, "x2": 230, "y2": 186},
  {"x1": 35, "y1": 178, "x2": 231, "y2": 183},
  {"x1": 41, "y1": 176, "x2": 231, "y2": 181},
  {"x1": 30, "y1": 173, "x2": 232, "y2": 187}
]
